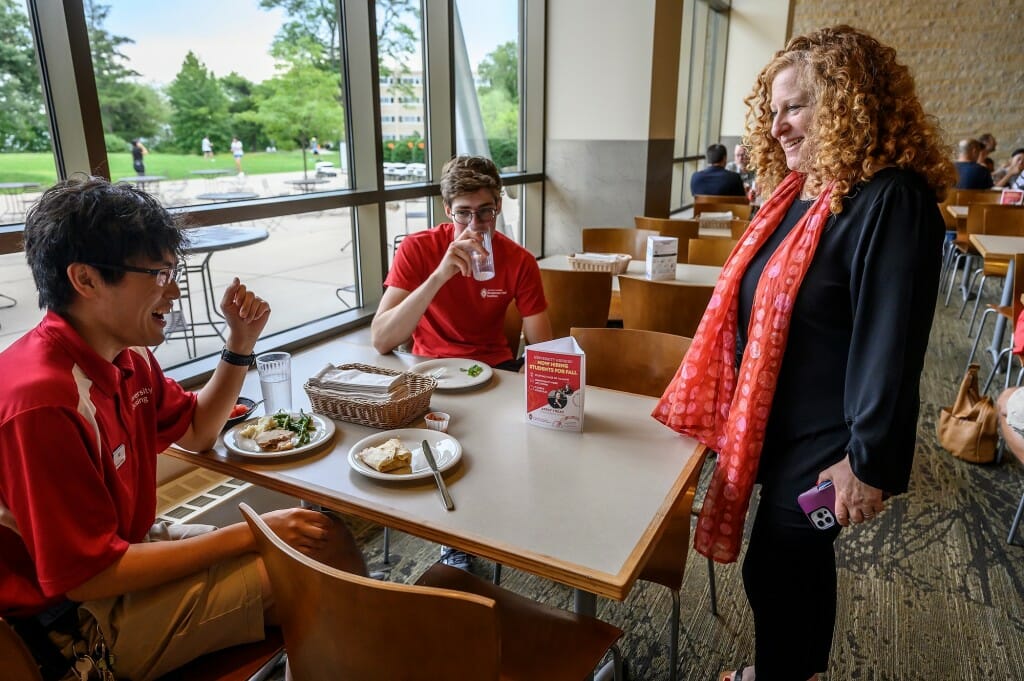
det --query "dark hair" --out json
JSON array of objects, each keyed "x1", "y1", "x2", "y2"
[
  {"x1": 23, "y1": 176, "x2": 186, "y2": 312},
  {"x1": 706, "y1": 144, "x2": 728, "y2": 164},
  {"x1": 1011, "y1": 148, "x2": 1024, "y2": 158},
  {"x1": 439, "y1": 155, "x2": 502, "y2": 205}
]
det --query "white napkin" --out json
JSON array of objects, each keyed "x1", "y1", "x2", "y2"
[
  {"x1": 699, "y1": 211, "x2": 734, "y2": 221},
  {"x1": 573, "y1": 252, "x2": 625, "y2": 263},
  {"x1": 315, "y1": 366, "x2": 403, "y2": 393}
]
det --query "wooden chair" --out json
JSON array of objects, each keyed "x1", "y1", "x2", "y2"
[
  {"x1": 240, "y1": 503, "x2": 624, "y2": 681},
  {"x1": 693, "y1": 202, "x2": 753, "y2": 220},
  {"x1": 728, "y1": 219, "x2": 751, "y2": 240},
  {"x1": 635, "y1": 217, "x2": 699, "y2": 263},
  {"x1": 969, "y1": 254, "x2": 1024, "y2": 393},
  {"x1": 635, "y1": 446, "x2": 712, "y2": 681},
  {"x1": 961, "y1": 205, "x2": 1024, "y2": 330},
  {"x1": 0, "y1": 615, "x2": 285, "y2": 681},
  {"x1": 687, "y1": 238, "x2": 738, "y2": 266},
  {"x1": 581, "y1": 227, "x2": 660, "y2": 260},
  {"x1": 539, "y1": 269, "x2": 613, "y2": 338},
  {"x1": 0, "y1": 617, "x2": 41, "y2": 681},
  {"x1": 504, "y1": 300, "x2": 523, "y2": 359},
  {"x1": 570, "y1": 327, "x2": 690, "y2": 398},
  {"x1": 618, "y1": 277, "x2": 714, "y2": 337},
  {"x1": 694, "y1": 193, "x2": 750, "y2": 206}
]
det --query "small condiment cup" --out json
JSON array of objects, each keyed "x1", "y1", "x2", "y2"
[{"x1": 424, "y1": 411, "x2": 451, "y2": 433}]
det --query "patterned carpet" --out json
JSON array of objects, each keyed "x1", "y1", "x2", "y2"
[{"x1": 272, "y1": 282, "x2": 1024, "y2": 680}]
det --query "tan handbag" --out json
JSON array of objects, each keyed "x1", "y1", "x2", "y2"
[{"x1": 937, "y1": 363, "x2": 998, "y2": 464}]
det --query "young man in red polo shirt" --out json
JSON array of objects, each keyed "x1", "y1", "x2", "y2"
[
  {"x1": 371, "y1": 156, "x2": 552, "y2": 570},
  {"x1": 0, "y1": 177, "x2": 366, "y2": 680},
  {"x1": 371, "y1": 155, "x2": 552, "y2": 370}
]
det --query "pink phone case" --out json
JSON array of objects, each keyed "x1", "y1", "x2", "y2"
[{"x1": 798, "y1": 481, "x2": 836, "y2": 530}]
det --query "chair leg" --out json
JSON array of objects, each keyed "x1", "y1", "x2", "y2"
[
  {"x1": 707, "y1": 556, "x2": 719, "y2": 616},
  {"x1": 957, "y1": 269, "x2": 983, "y2": 319},
  {"x1": 983, "y1": 347, "x2": 1012, "y2": 394},
  {"x1": 1008, "y1": 487, "x2": 1024, "y2": 546},
  {"x1": 965, "y1": 309, "x2": 995, "y2": 375},
  {"x1": 382, "y1": 526, "x2": 391, "y2": 565},
  {"x1": 966, "y1": 275, "x2": 992, "y2": 336},
  {"x1": 667, "y1": 590, "x2": 680, "y2": 681},
  {"x1": 944, "y1": 253, "x2": 964, "y2": 305},
  {"x1": 492, "y1": 563, "x2": 502, "y2": 585}
]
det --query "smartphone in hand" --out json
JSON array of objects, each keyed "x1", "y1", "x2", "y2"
[{"x1": 798, "y1": 480, "x2": 837, "y2": 530}]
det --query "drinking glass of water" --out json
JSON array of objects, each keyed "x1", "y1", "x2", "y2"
[{"x1": 256, "y1": 351, "x2": 292, "y2": 415}]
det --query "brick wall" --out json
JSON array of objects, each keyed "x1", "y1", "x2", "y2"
[{"x1": 792, "y1": 0, "x2": 1024, "y2": 164}]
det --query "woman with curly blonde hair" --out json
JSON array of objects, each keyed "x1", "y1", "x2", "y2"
[{"x1": 654, "y1": 26, "x2": 955, "y2": 681}]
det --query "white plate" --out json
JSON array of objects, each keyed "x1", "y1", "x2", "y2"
[
  {"x1": 409, "y1": 358, "x2": 493, "y2": 390},
  {"x1": 348, "y1": 428, "x2": 462, "y2": 481},
  {"x1": 224, "y1": 413, "x2": 336, "y2": 458}
]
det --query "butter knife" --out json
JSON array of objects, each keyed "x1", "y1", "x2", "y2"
[{"x1": 422, "y1": 439, "x2": 455, "y2": 511}]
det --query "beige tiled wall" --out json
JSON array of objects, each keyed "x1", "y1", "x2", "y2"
[{"x1": 792, "y1": 0, "x2": 1024, "y2": 155}]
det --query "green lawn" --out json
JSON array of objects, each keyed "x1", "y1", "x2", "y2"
[{"x1": 0, "y1": 149, "x2": 335, "y2": 185}]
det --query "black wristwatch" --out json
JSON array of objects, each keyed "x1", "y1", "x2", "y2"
[{"x1": 220, "y1": 347, "x2": 256, "y2": 367}]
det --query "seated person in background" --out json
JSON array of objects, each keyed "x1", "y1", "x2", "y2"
[
  {"x1": 372, "y1": 155, "x2": 552, "y2": 372},
  {"x1": 0, "y1": 177, "x2": 366, "y2": 681},
  {"x1": 998, "y1": 387, "x2": 1024, "y2": 461},
  {"x1": 690, "y1": 143, "x2": 747, "y2": 197},
  {"x1": 954, "y1": 138, "x2": 994, "y2": 189},
  {"x1": 978, "y1": 132, "x2": 997, "y2": 169},
  {"x1": 726, "y1": 143, "x2": 759, "y2": 203},
  {"x1": 994, "y1": 148, "x2": 1024, "y2": 188}
]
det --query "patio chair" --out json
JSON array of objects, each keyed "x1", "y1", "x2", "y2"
[{"x1": 240, "y1": 503, "x2": 625, "y2": 681}]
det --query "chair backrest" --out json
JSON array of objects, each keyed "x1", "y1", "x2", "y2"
[
  {"x1": 687, "y1": 238, "x2": 738, "y2": 266},
  {"x1": 570, "y1": 327, "x2": 691, "y2": 397},
  {"x1": 693, "y1": 202, "x2": 753, "y2": 220},
  {"x1": 239, "y1": 503, "x2": 502, "y2": 681},
  {"x1": 694, "y1": 194, "x2": 750, "y2": 206},
  {"x1": 539, "y1": 269, "x2": 613, "y2": 338},
  {"x1": 618, "y1": 277, "x2": 714, "y2": 337},
  {"x1": 581, "y1": 227, "x2": 659, "y2": 260},
  {"x1": 635, "y1": 217, "x2": 699, "y2": 263},
  {"x1": 0, "y1": 617, "x2": 43, "y2": 681},
  {"x1": 954, "y1": 188, "x2": 1001, "y2": 206},
  {"x1": 504, "y1": 300, "x2": 524, "y2": 359},
  {"x1": 728, "y1": 219, "x2": 751, "y2": 240},
  {"x1": 981, "y1": 204, "x2": 1024, "y2": 235}
]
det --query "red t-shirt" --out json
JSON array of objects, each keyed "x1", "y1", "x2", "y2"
[
  {"x1": 384, "y1": 224, "x2": 547, "y2": 366},
  {"x1": 0, "y1": 312, "x2": 196, "y2": 615}
]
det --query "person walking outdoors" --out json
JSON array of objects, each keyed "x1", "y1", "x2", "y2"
[
  {"x1": 131, "y1": 139, "x2": 148, "y2": 175},
  {"x1": 230, "y1": 136, "x2": 244, "y2": 175}
]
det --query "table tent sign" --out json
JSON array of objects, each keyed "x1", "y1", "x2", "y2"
[{"x1": 524, "y1": 337, "x2": 585, "y2": 432}]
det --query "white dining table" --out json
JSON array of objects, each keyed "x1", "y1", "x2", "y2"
[
  {"x1": 537, "y1": 254, "x2": 722, "y2": 290},
  {"x1": 166, "y1": 338, "x2": 703, "y2": 612}
]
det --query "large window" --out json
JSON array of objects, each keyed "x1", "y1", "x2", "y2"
[
  {"x1": 673, "y1": 0, "x2": 730, "y2": 212},
  {"x1": 1, "y1": 0, "x2": 545, "y2": 377}
]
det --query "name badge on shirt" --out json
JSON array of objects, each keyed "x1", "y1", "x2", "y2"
[{"x1": 112, "y1": 444, "x2": 126, "y2": 469}]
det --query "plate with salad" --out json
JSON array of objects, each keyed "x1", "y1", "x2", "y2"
[
  {"x1": 224, "y1": 410, "x2": 336, "y2": 459},
  {"x1": 409, "y1": 358, "x2": 494, "y2": 391}
]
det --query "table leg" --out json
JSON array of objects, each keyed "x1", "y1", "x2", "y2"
[{"x1": 574, "y1": 589, "x2": 619, "y2": 681}]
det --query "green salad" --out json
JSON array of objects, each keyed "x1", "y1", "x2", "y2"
[
  {"x1": 272, "y1": 410, "x2": 316, "y2": 446},
  {"x1": 461, "y1": 363, "x2": 484, "y2": 378}
]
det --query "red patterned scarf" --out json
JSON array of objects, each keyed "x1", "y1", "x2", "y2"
[{"x1": 652, "y1": 171, "x2": 834, "y2": 563}]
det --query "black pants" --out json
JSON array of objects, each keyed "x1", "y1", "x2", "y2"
[{"x1": 741, "y1": 497, "x2": 841, "y2": 680}]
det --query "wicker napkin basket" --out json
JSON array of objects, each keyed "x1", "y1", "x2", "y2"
[
  {"x1": 567, "y1": 253, "x2": 632, "y2": 274},
  {"x1": 303, "y1": 363, "x2": 437, "y2": 429}
]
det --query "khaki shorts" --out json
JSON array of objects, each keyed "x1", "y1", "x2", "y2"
[{"x1": 55, "y1": 523, "x2": 265, "y2": 681}]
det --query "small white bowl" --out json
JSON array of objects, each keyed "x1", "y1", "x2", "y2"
[{"x1": 424, "y1": 411, "x2": 450, "y2": 433}]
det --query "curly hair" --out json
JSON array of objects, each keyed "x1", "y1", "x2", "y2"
[
  {"x1": 744, "y1": 25, "x2": 955, "y2": 213},
  {"x1": 439, "y1": 155, "x2": 502, "y2": 206}
]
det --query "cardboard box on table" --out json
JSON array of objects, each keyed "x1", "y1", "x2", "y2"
[
  {"x1": 524, "y1": 337, "x2": 586, "y2": 432},
  {"x1": 646, "y1": 236, "x2": 678, "y2": 280}
]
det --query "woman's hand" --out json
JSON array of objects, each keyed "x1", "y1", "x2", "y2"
[{"x1": 818, "y1": 456, "x2": 884, "y2": 526}]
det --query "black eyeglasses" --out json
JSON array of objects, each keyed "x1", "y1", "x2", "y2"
[
  {"x1": 450, "y1": 207, "x2": 498, "y2": 225},
  {"x1": 86, "y1": 262, "x2": 185, "y2": 287}
]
